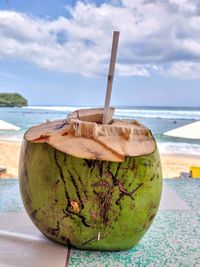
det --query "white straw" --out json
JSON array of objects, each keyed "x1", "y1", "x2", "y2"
[{"x1": 103, "y1": 31, "x2": 120, "y2": 124}]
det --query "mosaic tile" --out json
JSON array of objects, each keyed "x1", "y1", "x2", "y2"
[
  {"x1": 70, "y1": 211, "x2": 200, "y2": 267},
  {"x1": 0, "y1": 179, "x2": 23, "y2": 213},
  {"x1": 1, "y1": 179, "x2": 200, "y2": 266},
  {"x1": 165, "y1": 179, "x2": 200, "y2": 210}
]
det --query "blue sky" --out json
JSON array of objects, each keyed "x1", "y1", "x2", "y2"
[{"x1": 0, "y1": 0, "x2": 200, "y2": 107}]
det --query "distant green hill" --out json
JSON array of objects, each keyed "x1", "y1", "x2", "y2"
[{"x1": 0, "y1": 92, "x2": 28, "y2": 107}]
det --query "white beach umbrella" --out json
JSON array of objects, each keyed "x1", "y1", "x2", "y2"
[
  {"x1": 0, "y1": 119, "x2": 20, "y2": 131},
  {"x1": 164, "y1": 121, "x2": 200, "y2": 140}
]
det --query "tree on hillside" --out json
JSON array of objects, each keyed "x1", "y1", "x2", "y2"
[{"x1": 0, "y1": 92, "x2": 28, "y2": 107}]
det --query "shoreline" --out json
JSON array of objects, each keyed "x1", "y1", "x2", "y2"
[
  {"x1": 0, "y1": 138, "x2": 22, "y2": 143},
  {"x1": 0, "y1": 140, "x2": 200, "y2": 179}
]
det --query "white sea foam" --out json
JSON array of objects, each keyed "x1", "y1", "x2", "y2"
[
  {"x1": 23, "y1": 106, "x2": 200, "y2": 120},
  {"x1": 157, "y1": 142, "x2": 200, "y2": 155},
  {"x1": 23, "y1": 106, "x2": 90, "y2": 113},
  {"x1": 114, "y1": 109, "x2": 200, "y2": 120}
]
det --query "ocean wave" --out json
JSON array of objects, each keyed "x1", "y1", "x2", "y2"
[
  {"x1": 157, "y1": 142, "x2": 200, "y2": 155},
  {"x1": 0, "y1": 136, "x2": 22, "y2": 142},
  {"x1": 114, "y1": 109, "x2": 200, "y2": 120},
  {"x1": 23, "y1": 106, "x2": 90, "y2": 113},
  {"x1": 23, "y1": 106, "x2": 200, "y2": 120}
]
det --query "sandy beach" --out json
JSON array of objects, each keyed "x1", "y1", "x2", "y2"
[
  {"x1": 0, "y1": 140, "x2": 199, "y2": 178},
  {"x1": 0, "y1": 140, "x2": 22, "y2": 178}
]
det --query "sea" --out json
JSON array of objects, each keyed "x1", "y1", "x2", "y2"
[{"x1": 0, "y1": 106, "x2": 200, "y2": 156}]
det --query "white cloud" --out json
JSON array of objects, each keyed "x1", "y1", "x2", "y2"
[
  {"x1": 167, "y1": 61, "x2": 200, "y2": 79},
  {"x1": 168, "y1": 0, "x2": 197, "y2": 14},
  {"x1": 0, "y1": 1, "x2": 200, "y2": 78},
  {"x1": 116, "y1": 64, "x2": 150, "y2": 77}
]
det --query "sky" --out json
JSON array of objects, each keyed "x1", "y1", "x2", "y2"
[{"x1": 0, "y1": 0, "x2": 200, "y2": 107}]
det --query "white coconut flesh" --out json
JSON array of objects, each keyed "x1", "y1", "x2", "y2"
[{"x1": 25, "y1": 108, "x2": 156, "y2": 162}]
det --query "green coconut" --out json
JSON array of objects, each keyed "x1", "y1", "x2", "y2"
[{"x1": 19, "y1": 108, "x2": 162, "y2": 251}]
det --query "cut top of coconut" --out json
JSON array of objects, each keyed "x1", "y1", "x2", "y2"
[{"x1": 25, "y1": 108, "x2": 156, "y2": 162}]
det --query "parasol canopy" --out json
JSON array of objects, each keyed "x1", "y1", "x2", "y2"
[
  {"x1": 0, "y1": 119, "x2": 20, "y2": 131},
  {"x1": 164, "y1": 121, "x2": 200, "y2": 140}
]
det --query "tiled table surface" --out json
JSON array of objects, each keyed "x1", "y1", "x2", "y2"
[{"x1": 0, "y1": 179, "x2": 200, "y2": 267}]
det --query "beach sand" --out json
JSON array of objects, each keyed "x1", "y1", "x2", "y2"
[
  {"x1": 160, "y1": 153, "x2": 200, "y2": 178},
  {"x1": 0, "y1": 140, "x2": 22, "y2": 178},
  {"x1": 0, "y1": 140, "x2": 199, "y2": 179}
]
